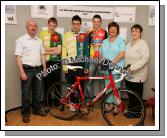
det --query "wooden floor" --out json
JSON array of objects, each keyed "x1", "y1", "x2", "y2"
[{"x1": 5, "y1": 103, "x2": 155, "y2": 126}]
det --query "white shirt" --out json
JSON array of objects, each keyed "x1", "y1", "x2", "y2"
[
  {"x1": 125, "y1": 39, "x2": 150, "y2": 82},
  {"x1": 15, "y1": 33, "x2": 45, "y2": 66}
]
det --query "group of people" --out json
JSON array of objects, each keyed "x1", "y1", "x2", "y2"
[{"x1": 15, "y1": 14, "x2": 150, "y2": 123}]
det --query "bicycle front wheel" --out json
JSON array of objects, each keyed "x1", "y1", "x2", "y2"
[
  {"x1": 47, "y1": 82, "x2": 80, "y2": 120},
  {"x1": 102, "y1": 89, "x2": 146, "y2": 126}
]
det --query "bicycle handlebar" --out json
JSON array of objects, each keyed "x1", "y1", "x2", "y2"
[
  {"x1": 110, "y1": 64, "x2": 133, "y2": 83},
  {"x1": 113, "y1": 69, "x2": 126, "y2": 83},
  {"x1": 67, "y1": 65, "x2": 133, "y2": 83}
]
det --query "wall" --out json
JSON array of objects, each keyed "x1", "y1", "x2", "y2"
[{"x1": 5, "y1": 5, "x2": 155, "y2": 111}]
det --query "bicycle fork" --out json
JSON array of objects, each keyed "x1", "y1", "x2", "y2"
[{"x1": 107, "y1": 77, "x2": 124, "y2": 113}]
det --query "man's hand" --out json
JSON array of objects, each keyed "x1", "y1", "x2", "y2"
[
  {"x1": 43, "y1": 69, "x2": 48, "y2": 77},
  {"x1": 20, "y1": 72, "x2": 28, "y2": 81}
]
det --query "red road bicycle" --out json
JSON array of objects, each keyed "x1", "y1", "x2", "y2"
[{"x1": 47, "y1": 65, "x2": 146, "y2": 126}]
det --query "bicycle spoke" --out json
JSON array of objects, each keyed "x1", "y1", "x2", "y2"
[
  {"x1": 127, "y1": 105, "x2": 143, "y2": 110},
  {"x1": 102, "y1": 90, "x2": 146, "y2": 126},
  {"x1": 47, "y1": 82, "x2": 80, "y2": 120}
]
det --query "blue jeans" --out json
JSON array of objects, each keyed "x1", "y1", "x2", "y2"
[
  {"x1": 86, "y1": 62, "x2": 104, "y2": 102},
  {"x1": 21, "y1": 66, "x2": 43, "y2": 117}
]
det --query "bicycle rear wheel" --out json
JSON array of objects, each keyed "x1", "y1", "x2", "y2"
[
  {"x1": 47, "y1": 82, "x2": 80, "y2": 120},
  {"x1": 102, "y1": 89, "x2": 146, "y2": 126}
]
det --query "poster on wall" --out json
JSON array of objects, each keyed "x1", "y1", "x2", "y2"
[
  {"x1": 148, "y1": 5, "x2": 155, "y2": 26},
  {"x1": 31, "y1": 5, "x2": 53, "y2": 19},
  {"x1": 81, "y1": 21, "x2": 93, "y2": 33},
  {"x1": 114, "y1": 7, "x2": 136, "y2": 22},
  {"x1": 5, "y1": 5, "x2": 17, "y2": 24},
  {"x1": 57, "y1": 5, "x2": 114, "y2": 19},
  {"x1": 42, "y1": 27, "x2": 64, "y2": 37},
  {"x1": 119, "y1": 27, "x2": 127, "y2": 42}
]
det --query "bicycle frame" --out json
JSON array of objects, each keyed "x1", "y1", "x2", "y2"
[{"x1": 60, "y1": 73, "x2": 124, "y2": 113}]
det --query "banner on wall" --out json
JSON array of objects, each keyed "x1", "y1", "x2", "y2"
[
  {"x1": 114, "y1": 7, "x2": 136, "y2": 22},
  {"x1": 81, "y1": 21, "x2": 93, "y2": 33},
  {"x1": 5, "y1": 5, "x2": 17, "y2": 24},
  {"x1": 148, "y1": 5, "x2": 155, "y2": 26},
  {"x1": 31, "y1": 5, "x2": 54, "y2": 19},
  {"x1": 57, "y1": 5, "x2": 114, "y2": 19}
]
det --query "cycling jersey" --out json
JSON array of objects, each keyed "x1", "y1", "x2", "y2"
[
  {"x1": 87, "y1": 28, "x2": 108, "y2": 58},
  {"x1": 62, "y1": 31, "x2": 89, "y2": 72},
  {"x1": 39, "y1": 30, "x2": 62, "y2": 61}
]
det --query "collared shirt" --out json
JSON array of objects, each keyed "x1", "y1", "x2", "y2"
[
  {"x1": 125, "y1": 39, "x2": 150, "y2": 82},
  {"x1": 100, "y1": 36, "x2": 126, "y2": 74},
  {"x1": 15, "y1": 33, "x2": 45, "y2": 66}
]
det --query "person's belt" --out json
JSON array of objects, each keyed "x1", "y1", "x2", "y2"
[{"x1": 23, "y1": 64, "x2": 42, "y2": 70}]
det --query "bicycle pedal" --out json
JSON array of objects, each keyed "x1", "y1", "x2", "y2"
[
  {"x1": 80, "y1": 106, "x2": 90, "y2": 115},
  {"x1": 69, "y1": 105, "x2": 76, "y2": 112}
]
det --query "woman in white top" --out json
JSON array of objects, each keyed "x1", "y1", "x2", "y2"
[{"x1": 125, "y1": 24, "x2": 150, "y2": 118}]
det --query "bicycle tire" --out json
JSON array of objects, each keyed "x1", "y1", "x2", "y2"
[
  {"x1": 102, "y1": 89, "x2": 146, "y2": 126},
  {"x1": 47, "y1": 82, "x2": 80, "y2": 120}
]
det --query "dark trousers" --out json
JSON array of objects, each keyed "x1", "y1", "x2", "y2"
[
  {"x1": 65, "y1": 63, "x2": 85, "y2": 101},
  {"x1": 21, "y1": 65, "x2": 43, "y2": 117},
  {"x1": 43, "y1": 61, "x2": 61, "y2": 107},
  {"x1": 125, "y1": 80, "x2": 143, "y2": 116}
]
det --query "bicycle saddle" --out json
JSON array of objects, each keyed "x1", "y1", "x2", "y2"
[{"x1": 67, "y1": 65, "x2": 83, "y2": 70}]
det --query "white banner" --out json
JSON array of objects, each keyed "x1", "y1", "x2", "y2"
[
  {"x1": 5, "y1": 5, "x2": 17, "y2": 24},
  {"x1": 114, "y1": 7, "x2": 136, "y2": 22},
  {"x1": 31, "y1": 5, "x2": 54, "y2": 19},
  {"x1": 57, "y1": 5, "x2": 114, "y2": 19},
  {"x1": 81, "y1": 21, "x2": 93, "y2": 33},
  {"x1": 148, "y1": 5, "x2": 155, "y2": 26}
]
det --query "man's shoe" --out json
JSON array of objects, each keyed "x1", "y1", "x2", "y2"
[
  {"x1": 33, "y1": 110, "x2": 47, "y2": 117},
  {"x1": 43, "y1": 107, "x2": 50, "y2": 113},
  {"x1": 113, "y1": 111, "x2": 118, "y2": 116},
  {"x1": 23, "y1": 116, "x2": 30, "y2": 123},
  {"x1": 57, "y1": 104, "x2": 64, "y2": 111}
]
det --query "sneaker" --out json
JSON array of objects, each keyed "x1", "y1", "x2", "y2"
[
  {"x1": 113, "y1": 106, "x2": 119, "y2": 116},
  {"x1": 104, "y1": 103, "x2": 114, "y2": 113},
  {"x1": 22, "y1": 116, "x2": 30, "y2": 123}
]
